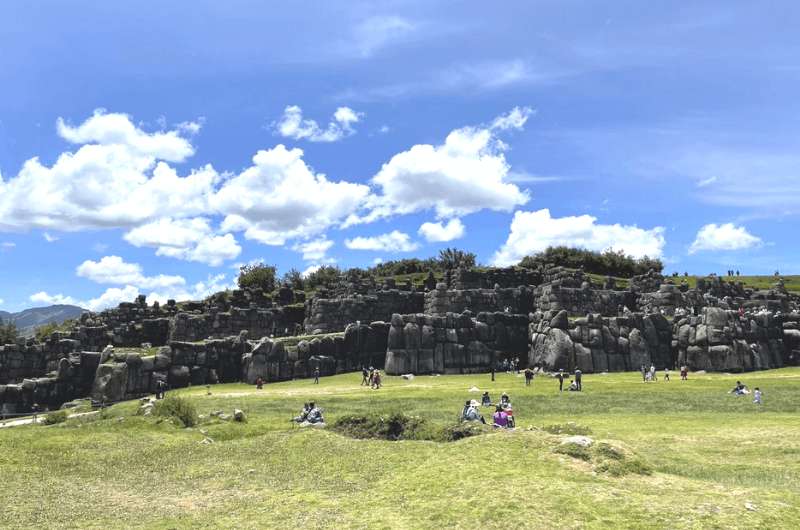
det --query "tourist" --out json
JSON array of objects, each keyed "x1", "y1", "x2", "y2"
[
  {"x1": 515, "y1": 357, "x2": 521, "y2": 374},
  {"x1": 524, "y1": 367, "x2": 534, "y2": 387},
  {"x1": 680, "y1": 365, "x2": 688, "y2": 380},
  {"x1": 753, "y1": 387, "x2": 763, "y2": 405},
  {"x1": 155, "y1": 379, "x2": 167, "y2": 400},
  {"x1": 462, "y1": 400, "x2": 486, "y2": 424},
  {"x1": 481, "y1": 391, "x2": 492, "y2": 407},
  {"x1": 313, "y1": 367, "x2": 320, "y2": 385},
  {"x1": 306, "y1": 402, "x2": 324, "y2": 424},
  {"x1": 500, "y1": 392, "x2": 511, "y2": 408},
  {"x1": 663, "y1": 368, "x2": 670, "y2": 382},
  {"x1": 730, "y1": 381, "x2": 748, "y2": 395},
  {"x1": 372, "y1": 370, "x2": 382, "y2": 389},
  {"x1": 557, "y1": 369, "x2": 566, "y2": 392},
  {"x1": 491, "y1": 364, "x2": 495, "y2": 382},
  {"x1": 256, "y1": 376, "x2": 264, "y2": 390},
  {"x1": 574, "y1": 368, "x2": 582, "y2": 391},
  {"x1": 492, "y1": 405, "x2": 508, "y2": 428},
  {"x1": 293, "y1": 403, "x2": 311, "y2": 423},
  {"x1": 568, "y1": 379, "x2": 579, "y2": 391},
  {"x1": 361, "y1": 366, "x2": 369, "y2": 386},
  {"x1": 640, "y1": 364, "x2": 647, "y2": 382},
  {"x1": 650, "y1": 364, "x2": 657, "y2": 382}
]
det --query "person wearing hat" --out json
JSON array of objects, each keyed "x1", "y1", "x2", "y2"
[
  {"x1": 481, "y1": 391, "x2": 492, "y2": 407},
  {"x1": 461, "y1": 400, "x2": 485, "y2": 424}
]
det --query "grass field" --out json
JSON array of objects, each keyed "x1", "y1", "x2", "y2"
[{"x1": 1, "y1": 369, "x2": 799, "y2": 529}]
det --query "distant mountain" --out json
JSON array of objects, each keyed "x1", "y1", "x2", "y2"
[{"x1": 0, "y1": 305, "x2": 86, "y2": 337}]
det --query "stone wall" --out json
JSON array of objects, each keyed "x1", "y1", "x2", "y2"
[
  {"x1": 533, "y1": 283, "x2": 636, "y2": 317},
  {"x1": 529, "y1": 310, "x2": 673, "y2": 372},
  {"x1": 449, "y1": 266, "x2": 541, "y2": 290},
  {"x1": 168, "y1": 306, "x2": 305, "y2": 343},
  {"x1": 673, "y1": 307, "x2": 788, "y2": 372},
  {"x1": 384, "y1": 311, "x2": 528, "y2": 375},
  {"x1": 304, "y1": 290, "x2": 424, "y2": 334},
  {"x1": 424, "y1": 283, "x2": 535, "y2": 316}
]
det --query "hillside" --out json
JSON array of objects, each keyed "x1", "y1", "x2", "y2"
[
  {"x1": 1, "y1": 369, "x2": 798, "y2": 528},
  {"x1": 0, "y1": 305, "x2": 85, "y2": 337}
]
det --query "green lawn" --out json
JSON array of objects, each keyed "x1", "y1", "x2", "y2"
[{"x1": 2, "y1": 369, "x2": 799, "y2": 529}]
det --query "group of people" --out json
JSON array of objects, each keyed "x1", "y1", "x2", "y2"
[
  {"x1": 361, "y1": 366, "x2": 382, "y2": 389},
  {"x1": 730, "y1": 381, "x2": 763, "y2": 404},
  {"x1": 496, "y1": 357, "x2": 522, "y2": 373},
  {"x1": 292, "y1": 402, "x2": 325, "y2": 424},
  {"x1": 555, "y1": 369, "x2": 582, "y2": 392},
  {"x1": 461, "y1": 392, "x2": 515, "y2": 428}
]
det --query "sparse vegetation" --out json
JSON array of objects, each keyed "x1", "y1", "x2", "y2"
[
  {"x1": 153, "y1": 395, "x2": 198, "y2": 427},
  {"x1": 237, "y1": 262, "x2": 277, "y2": 293},
  {"x1": 40, "y1": 409, "x2": 69, "y2": 425},
  {"x1": 0, "y1": 318, "x2": 18, "y2": 344}
]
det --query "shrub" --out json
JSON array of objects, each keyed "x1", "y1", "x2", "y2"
[
  {"x1": 41, "y1": 410, "x2": 69, "y2": 425},
  {"x1": 333, "y1": 413, "x2": 488, "y2": 442},
  {"x1": 542, "y1": 422, "x2": 592, "y2": 436},
  {"x1": 519, "y1": 246, "x2": 663, "y2": 278},
  {"x1": 554, "y1": 442, "x2": 592, "y2": 461},
  {"x1": 237, "y1": 262, "x2": 277, "y2": 293},
  {"x1": 154, "y1": 395, "x2": 198, "y2": 428}
]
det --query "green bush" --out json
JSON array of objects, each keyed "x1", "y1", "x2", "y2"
[
  {"x1": 542, "y1": 422, "x2": 592, "y2": 436},
  {"x1": 333, "y1": 413, "x2": 488, "y2": 442},
  {"x1": 519, "y1": 246, "x2": 663, "y2": 278},
  {"x1": 41, "y1": 410, "x2": 69, "y2": 425},
  {"x1": 237, "y1": 262, "x2": 277, "y2": 292},
  {"x1": 554, "y1": 442, "x2": 592, "y2": 461},
  {"x1": 154, "y1": 396, "x2": 198, "y2": 428}
]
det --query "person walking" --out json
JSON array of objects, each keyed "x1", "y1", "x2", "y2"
[
  {"x1": 640, "y1": 364, "x2": 647, "y2": 383},
  {"x1": 313, "y1": 367, "x2": 320, "y2": 384},
  {"x1": 753, "y1": 387, "x2": 763, "y2": 405},
  {"x1": 361, "y1": 366, "x2": 369, "y2": 386},
  {"x1": 524, "y1": 367, "x2": 534, "y2": 387},
  {"x1": 557, "y1": 369, "x2": 566, "y2": 392},
  {"x1": 574, "y1": 369, "x2": 582, "y2": 391}
]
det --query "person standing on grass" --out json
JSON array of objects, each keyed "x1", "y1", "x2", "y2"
[
  {"x1": 663, "y1": 368, "x2": 670, "y2": 382},
  {"x1": 524, "y1": 367, "x2": 534, "y2": 387},
  {"x1": 557, "y1": 369, "x2": 566, "y2": 392},
  {"x1": 313, "y1": 367, "x2": 320, "y2": 384},
  {"x1": 641, "y1": 364, "x2": 647, "y2": 382},
  {"x1": 491, "y1": 364, "x2": 496, "y2": 382},
  {"x1": 256, "y1": 376, "x2": 264, "y2": 390},
  {"x1": 753, "y1": 387, "x2": 763, "y2": 405},
  {"x1": 650, "y1": 364, "x2": 657, "y2": 382},
  {"x1": 372, "y1": 370, "x2": 382, "y2": 389},
  {"x1": 361, "y1": 365, "x2": 369, "y2": 386},
  {"x1": 680, "y1": 365, "x2": 688, "y2": 380},
  {"x1": 574, "y1": 368, "x2": 582, "y2": 391}
]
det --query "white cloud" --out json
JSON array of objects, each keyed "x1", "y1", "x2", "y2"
[
  {"x1": 76, "y1": 256, "x2": 185, "y2": 290},
  {"x1": 30, "y1": 291, "x2": 80, "y2": 306},
  {"x1": 273, "y1": 105, "x2": 363, "y2": 143},
  {"x1": 351, "y1": 15, "x2": 415, "y2": 58},
  {"x1": 349, "y1": 107, "x2": 531, "y2": 225},
  {"x1": 0, "y1": 110, "x2": 216, "y2": 232},
  {"x1": 124, "y1": 218, "x2": 241, "y2": 266},
  {"x1": 214, "y1": 144, "x2": 370, "y2": 244},
  {"x1": 1, "y1": 242, "x2": 15, "y2": 249},
  {"x1": 418, "y1": 218, "x2": 465, "y2": 242},
  {"x1": 292, "y1": 238, "x2": 334, "y2": 262},
  {"x1": 372, "y1": 257, "x2": 383, "y2": 265},
  {"x1": 0, "y1": 298, "x2": 5, "y2": 306},
  {"x1": 43, "y1": 232, "x2": 58, "y2": 242},
  {"x1": 345, "y1": 230, "x2": 419, "y2": 252},
  {"x1": 175, "y1": 118, "x2": 204, "y2": 136},
  {"x1": 689, "y1": 223, "x2": 763, "y2": 254},
  {"x1": 492, "y1": 209, "x2": 666, "y2": 266},
  {"x1": 696, "y1": 176, "x2": 718, "y2": 188},
  {"x1": 301, "y1": 265, "x2": 321, "y2": 278}
]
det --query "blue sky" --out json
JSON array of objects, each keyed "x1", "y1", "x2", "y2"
[{"x1": 1, "y1": 0, "x2": 799, "y2": 311}]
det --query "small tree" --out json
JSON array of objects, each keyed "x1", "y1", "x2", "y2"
[
  {"x1": 238, "y1": 263, "x2": 277, "y2": 292},
  {"x1": 438, "y1": 248, "x2": 477, "y2": 270},
  {"x1": 304, "y1": 265, "x2": 341, "y2": 291},
  {"x1": 0, "y1": 319, "x2": 18, "y2": 345},
  {"x1": 281, "y1": 268, "x2": 304, "y2": 291}
]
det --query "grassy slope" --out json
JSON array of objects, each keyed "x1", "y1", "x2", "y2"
[{"x1": 2, "y1": 369, "x2": 799, "y2": 529}]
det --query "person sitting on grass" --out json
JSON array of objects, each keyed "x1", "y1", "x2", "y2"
[
  {"x1": 730, "y1": 381, "x2": 749, "y2": 395},
  {"x1": 293, "y1": 403, "x2": 311, "y2": 423},
  {"x1": 305, "y1": 402, "x2": 324, "y2": 424},
  {"x1": 500, "y1": 392, "x2": 511, "y2": 408},
  {"x1": 492, "y1": 405, "x2": 509, "y2": 428},
  {"x1": 481, "y1": 391, "x2": 492, "y2": 407},
  {"x1": 462, "y1": 400, "x2": 486, "y2": 424},
  {"x1": 568, "y1": 379, "x2": 579, "y2": 391}
]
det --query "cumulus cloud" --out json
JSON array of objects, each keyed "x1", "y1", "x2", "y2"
[
  {"x1": 273, "y1": 105, "x2": 363, "y2": 142},
  {"x1": 214, "y1": 144, "x2": 370, "y2": 244},
  {"x1": 348, "y1": 107, "x2": 531, "y2": 225},
  {"x1": 43, "y1": 232, "x2": 58, "y2": 242},
  {"x1": 689, "y1": 223, "x2": 763, "y2": 254},
  {"x1": 30, "y1": 291, "x2": 81, "y2": 306},
  {"x1": 124, "y1": 218, "x2": 241, "y2": 266},
  {"x1": 491, "y1": 209, "x2": 666, "y2": 266},
  {"x1": 292, "y1": 238, "x2": 334, "y2": 262},
  {"x1": 1, "y1": 242, "x2": 15, "y2": 250},
  {"x1": 418, "y1": 218, "x2": 465, "y2": 242},
  {"x1": 0, "y1": 110, "x2": 216, "y2": 233},
  {"x1": 345, "y1": 230, "x2": 419, "y2": 252},
  {"x1": 76, "y1": 256, "x2": 185, "y2": 289}
]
